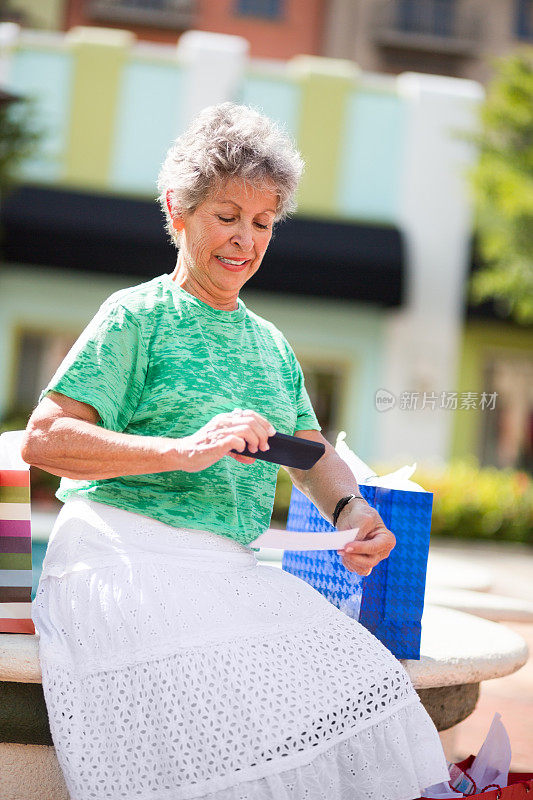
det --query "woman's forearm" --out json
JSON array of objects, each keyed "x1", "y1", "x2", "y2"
[
  {"x1": 22, "y1": 416, "x2": 178, "y2": 480},
  {"x1": 287, "y1": 438, "x2": 364, "y2": 525}
]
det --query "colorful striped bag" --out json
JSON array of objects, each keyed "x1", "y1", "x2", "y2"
[{"x1": 0, "y1": 430, "x2": 35, "y2": 634}]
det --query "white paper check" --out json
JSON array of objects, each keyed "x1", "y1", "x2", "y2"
[{"x1": 250, "y1": 527, "x2": 360, "y2": 550}]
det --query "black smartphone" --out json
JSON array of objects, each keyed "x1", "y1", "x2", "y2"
[{"x1": 231, "y1": 432, "x2": 325, "y2": 470}]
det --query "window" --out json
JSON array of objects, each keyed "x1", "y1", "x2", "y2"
[
  {"x1": 11, "y1": 329, "x2": 76, "y2": 414},
  {"x1": 516, "y1": 0, "x2": 533, "y2": 39},
  {"x1": 397, "y1": 0, "x2": 456, "y2": 37},
  {"x1": 479, "y1": 354, "x2": 533, "y2": 474},
  {"x1": 299, "y1": 359, "x2": 346, "y2": 443},
  {"x1": 89, "y1": 0, "x2": 195, "y2": 29},
  {"x1": 235, "y1": 0, "x2": 283, "y2": 20}
]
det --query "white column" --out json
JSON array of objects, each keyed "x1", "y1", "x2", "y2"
[
  {"x1": 176, "y1": 31, "x2": 249, "y2": 128},
  {"x1": 0, "y1": 22, "x2": 20, "y2": 86},
  {"x1": 376, "y1": 73, "x2": 484, "y2": 463}
]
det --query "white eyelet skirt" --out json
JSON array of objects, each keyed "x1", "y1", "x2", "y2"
[{"x1": 32, "y1": 496, "x2": 450, "y2": 800}]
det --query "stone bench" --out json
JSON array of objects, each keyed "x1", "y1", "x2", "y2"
[
  {"x1": 425, "y1": 587, "x2": 533, "y2": 623},
  {"x1": 425, "y1": 552, "x2": 493, "y2": 593},
  {"x1": 0, "y1": 604, "x2": 528, "y2": 800}
]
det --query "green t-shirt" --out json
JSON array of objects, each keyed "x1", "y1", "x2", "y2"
[{"x1": 40, "y1": 274, "x2": 320, "y2": 546}]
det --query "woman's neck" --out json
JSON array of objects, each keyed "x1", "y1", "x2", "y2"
[{"x1": 170, "y1": 257, "x2": 239, "y2": 312}]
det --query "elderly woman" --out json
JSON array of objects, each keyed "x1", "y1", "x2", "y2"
[{"x1": 23, "y1": 103, "x2": 449, "y2": 800}]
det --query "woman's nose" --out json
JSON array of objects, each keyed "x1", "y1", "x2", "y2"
[{"x1": 231, "y1": 223, "x2": 254, "y2": 251}]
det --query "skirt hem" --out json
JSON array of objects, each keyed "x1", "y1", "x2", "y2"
[{"x1": 47, "y1": 692, "x2": 447, "y2": 800}]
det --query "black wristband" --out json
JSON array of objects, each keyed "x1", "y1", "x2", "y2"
[{"x1": 332, "y1": 494, "x2": 364, "y2": 527}]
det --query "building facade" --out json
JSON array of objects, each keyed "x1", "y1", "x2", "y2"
[
  {"x1": 0, "y1": 23, "x2": 531, "y2": 473},
  {"x1": 3, "y1": 0, "x2": 533, "y2": 82},
  {"x1": 323, "y1": 0, "x2": 533, "y2": 85}
]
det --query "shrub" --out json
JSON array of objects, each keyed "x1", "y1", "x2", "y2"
[
  {"x1": 272, "y1": 467, "x2": 293, "y2": 525},
  {"x1": 413, "y1": 459, "x2": 533, "y2": 544}
]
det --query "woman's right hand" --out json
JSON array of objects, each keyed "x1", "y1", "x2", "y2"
[{"x1": 175, "y1": 409, "x2": 276, "y2": 472}]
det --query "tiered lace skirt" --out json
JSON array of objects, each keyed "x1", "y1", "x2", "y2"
[{"x1": 32, "y1": 497, "x2": 450, "y2": 800}]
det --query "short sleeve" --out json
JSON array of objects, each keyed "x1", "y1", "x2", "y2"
[
  {"x1": 286, "y1": 348, "x2": 321, "y2": 434},
  {"x1": 39, "y1": 302, "x2": 148, "y2": 432}
]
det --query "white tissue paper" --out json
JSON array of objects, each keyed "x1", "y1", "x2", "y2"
[
  {"x1": 335, "y1": 431, "x2": 428, "y2": 492},
  {"x1": 0, "y1": 430, "x2": 29, "y2": 470},
  {"x1": 467, "y1": 712, "x2": 511, "y2": 791},
  {"x1": 422, "y1": 713, "x2": 511, "y2": 798}
]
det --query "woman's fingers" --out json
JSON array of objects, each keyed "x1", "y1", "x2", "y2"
[
  {"x1": 181, "y1": 411, "x2": 276, "y2": 472},
  {"x1": 237, "y1": 410, "x2": 275, "y2": 448},
  {"x1": 340, "y1": 532, "x2": 393, "y2": 559},
  {"x1": 220, "y1": 409, "x2": 275, "y2": 453},
  {"x1": 337, "y1": 533, "x2": 395, "y2": 573},
  {"x1": 337, "y1": 532, "x2": 393, "y2": 573},
  {"x1": 220, "y1": 434, "x2": 247, "y2": 454},
  {"x1": 339, "y1": 553, "x2": 375, "y2": 575}
]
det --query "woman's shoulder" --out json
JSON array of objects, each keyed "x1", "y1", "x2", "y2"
[
  {"x1": 105, "y1": 275, "x2": 166, "y2": 310},
  {"x1": 244, "y1": 306, "x2": 296, "y2": 360},
  {"x1": 103, "y1": 275, "x2": 170, "y2": 317},
  {"x1": 245, "y1": 306, "x2": 284, "y2": 340}
]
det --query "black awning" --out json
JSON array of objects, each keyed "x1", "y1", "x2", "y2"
[
  {"x1": 1, "y1": 185, "x2": 404, "y2": 307},
  {"x1": 254, "y1": 216, "x2": 404, "y2": 306}
]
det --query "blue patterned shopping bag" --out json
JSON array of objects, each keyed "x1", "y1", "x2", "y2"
[{"x1": 281, "y1": 483, "x2": 433, "y2": 659}]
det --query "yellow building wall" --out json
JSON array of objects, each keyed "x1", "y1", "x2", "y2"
[
  {"x1": 451, "y1": 321, "x2": 533, "y2": 460},
  {"x1": 10, "y1": 0, "x2": 65, "y2": 31}
]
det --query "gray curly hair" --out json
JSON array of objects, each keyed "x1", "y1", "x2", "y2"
[{"x1": 157, "y1": 103, "x2": 304, "y2": 247}]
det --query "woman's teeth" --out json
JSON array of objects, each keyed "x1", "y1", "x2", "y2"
[{"x1": 217, "y1": 257, "x2": 247, "y2": 265}]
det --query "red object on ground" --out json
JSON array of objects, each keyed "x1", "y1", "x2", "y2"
[{"x1": 422, "y1": 756, "x2": 533, "y2": 799}]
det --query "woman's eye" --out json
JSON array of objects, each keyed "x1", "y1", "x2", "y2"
[
  {"x1": 255, "y1": 222, "x2": 269, "y2": 230},
  {"x1": 217, "y1": 215, "x2": 235, "y2": 223}
]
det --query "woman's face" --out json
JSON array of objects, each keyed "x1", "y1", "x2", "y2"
[{"x1": 174, "y1": 178, "x2": 278, "y2": 299}]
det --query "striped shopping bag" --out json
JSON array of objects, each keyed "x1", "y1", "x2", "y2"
[{"x1": 0, "y1": 431, "x2": 34, "y2": 634}]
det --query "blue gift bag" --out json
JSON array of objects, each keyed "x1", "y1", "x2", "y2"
[{"x1": 281, "y1": 483, "x2": 433, "y2": 660}]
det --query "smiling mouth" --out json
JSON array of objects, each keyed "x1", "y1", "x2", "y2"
[{"x1": 215, "y1": 256, "x2": 251, "y2": 271}]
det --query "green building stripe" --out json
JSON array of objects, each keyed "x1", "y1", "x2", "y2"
[
  {"x1": 0, "y1": 487, "x2": 30, "y2": 503},
  {"x1": 64, "y1": 27, "x2": 134, "y2": 189},
  {"x1": 0, "y1": 553, "x2": 32, "y2": 570},
  {"x1": 289, "y1": 56, "x2": 358, "y2": 217},
  {"x1": 451, "y1": 321, "x2": 533, "y2": 459}
]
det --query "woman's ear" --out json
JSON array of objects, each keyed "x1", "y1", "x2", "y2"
[
  {"x1": 166, "y1": 190, "x2": 185, "y2": 232},
  {"x1": 165, "y1": 189, "x2": 174, "y2": 217}
]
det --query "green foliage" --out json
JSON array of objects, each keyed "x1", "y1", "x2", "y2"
[
  {"x1": 389, "y1": 458, "x2": 533, "y2": 544},
  {"x1": 0, "y1": 95, "x2": 41, "y2": 194},
  {"x1": 468, "y1": 50, "x2": 533, "y2": 323},
  {"x1": 272, "y1": 467, "x2": 293, "y2": 525}
]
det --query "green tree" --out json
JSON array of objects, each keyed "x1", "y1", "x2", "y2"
[
  {"x1": 0, "y1": 89, "x2": 40, "y2": 194},
  {"x1": 469, "y1": 50, "x2": 533, "y2": 323}
]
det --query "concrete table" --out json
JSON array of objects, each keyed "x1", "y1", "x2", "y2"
[{"x1": 0, "y1": 605, "x2": 529, "y2": 800}]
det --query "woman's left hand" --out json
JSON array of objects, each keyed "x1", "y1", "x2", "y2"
[{"x1": 335, "y1": 498, "x2": 396, "y2": 576}]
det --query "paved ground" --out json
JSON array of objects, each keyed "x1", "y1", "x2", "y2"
[{"x1": 429, "y1": 540, "x2": 533, "y2": 771}]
